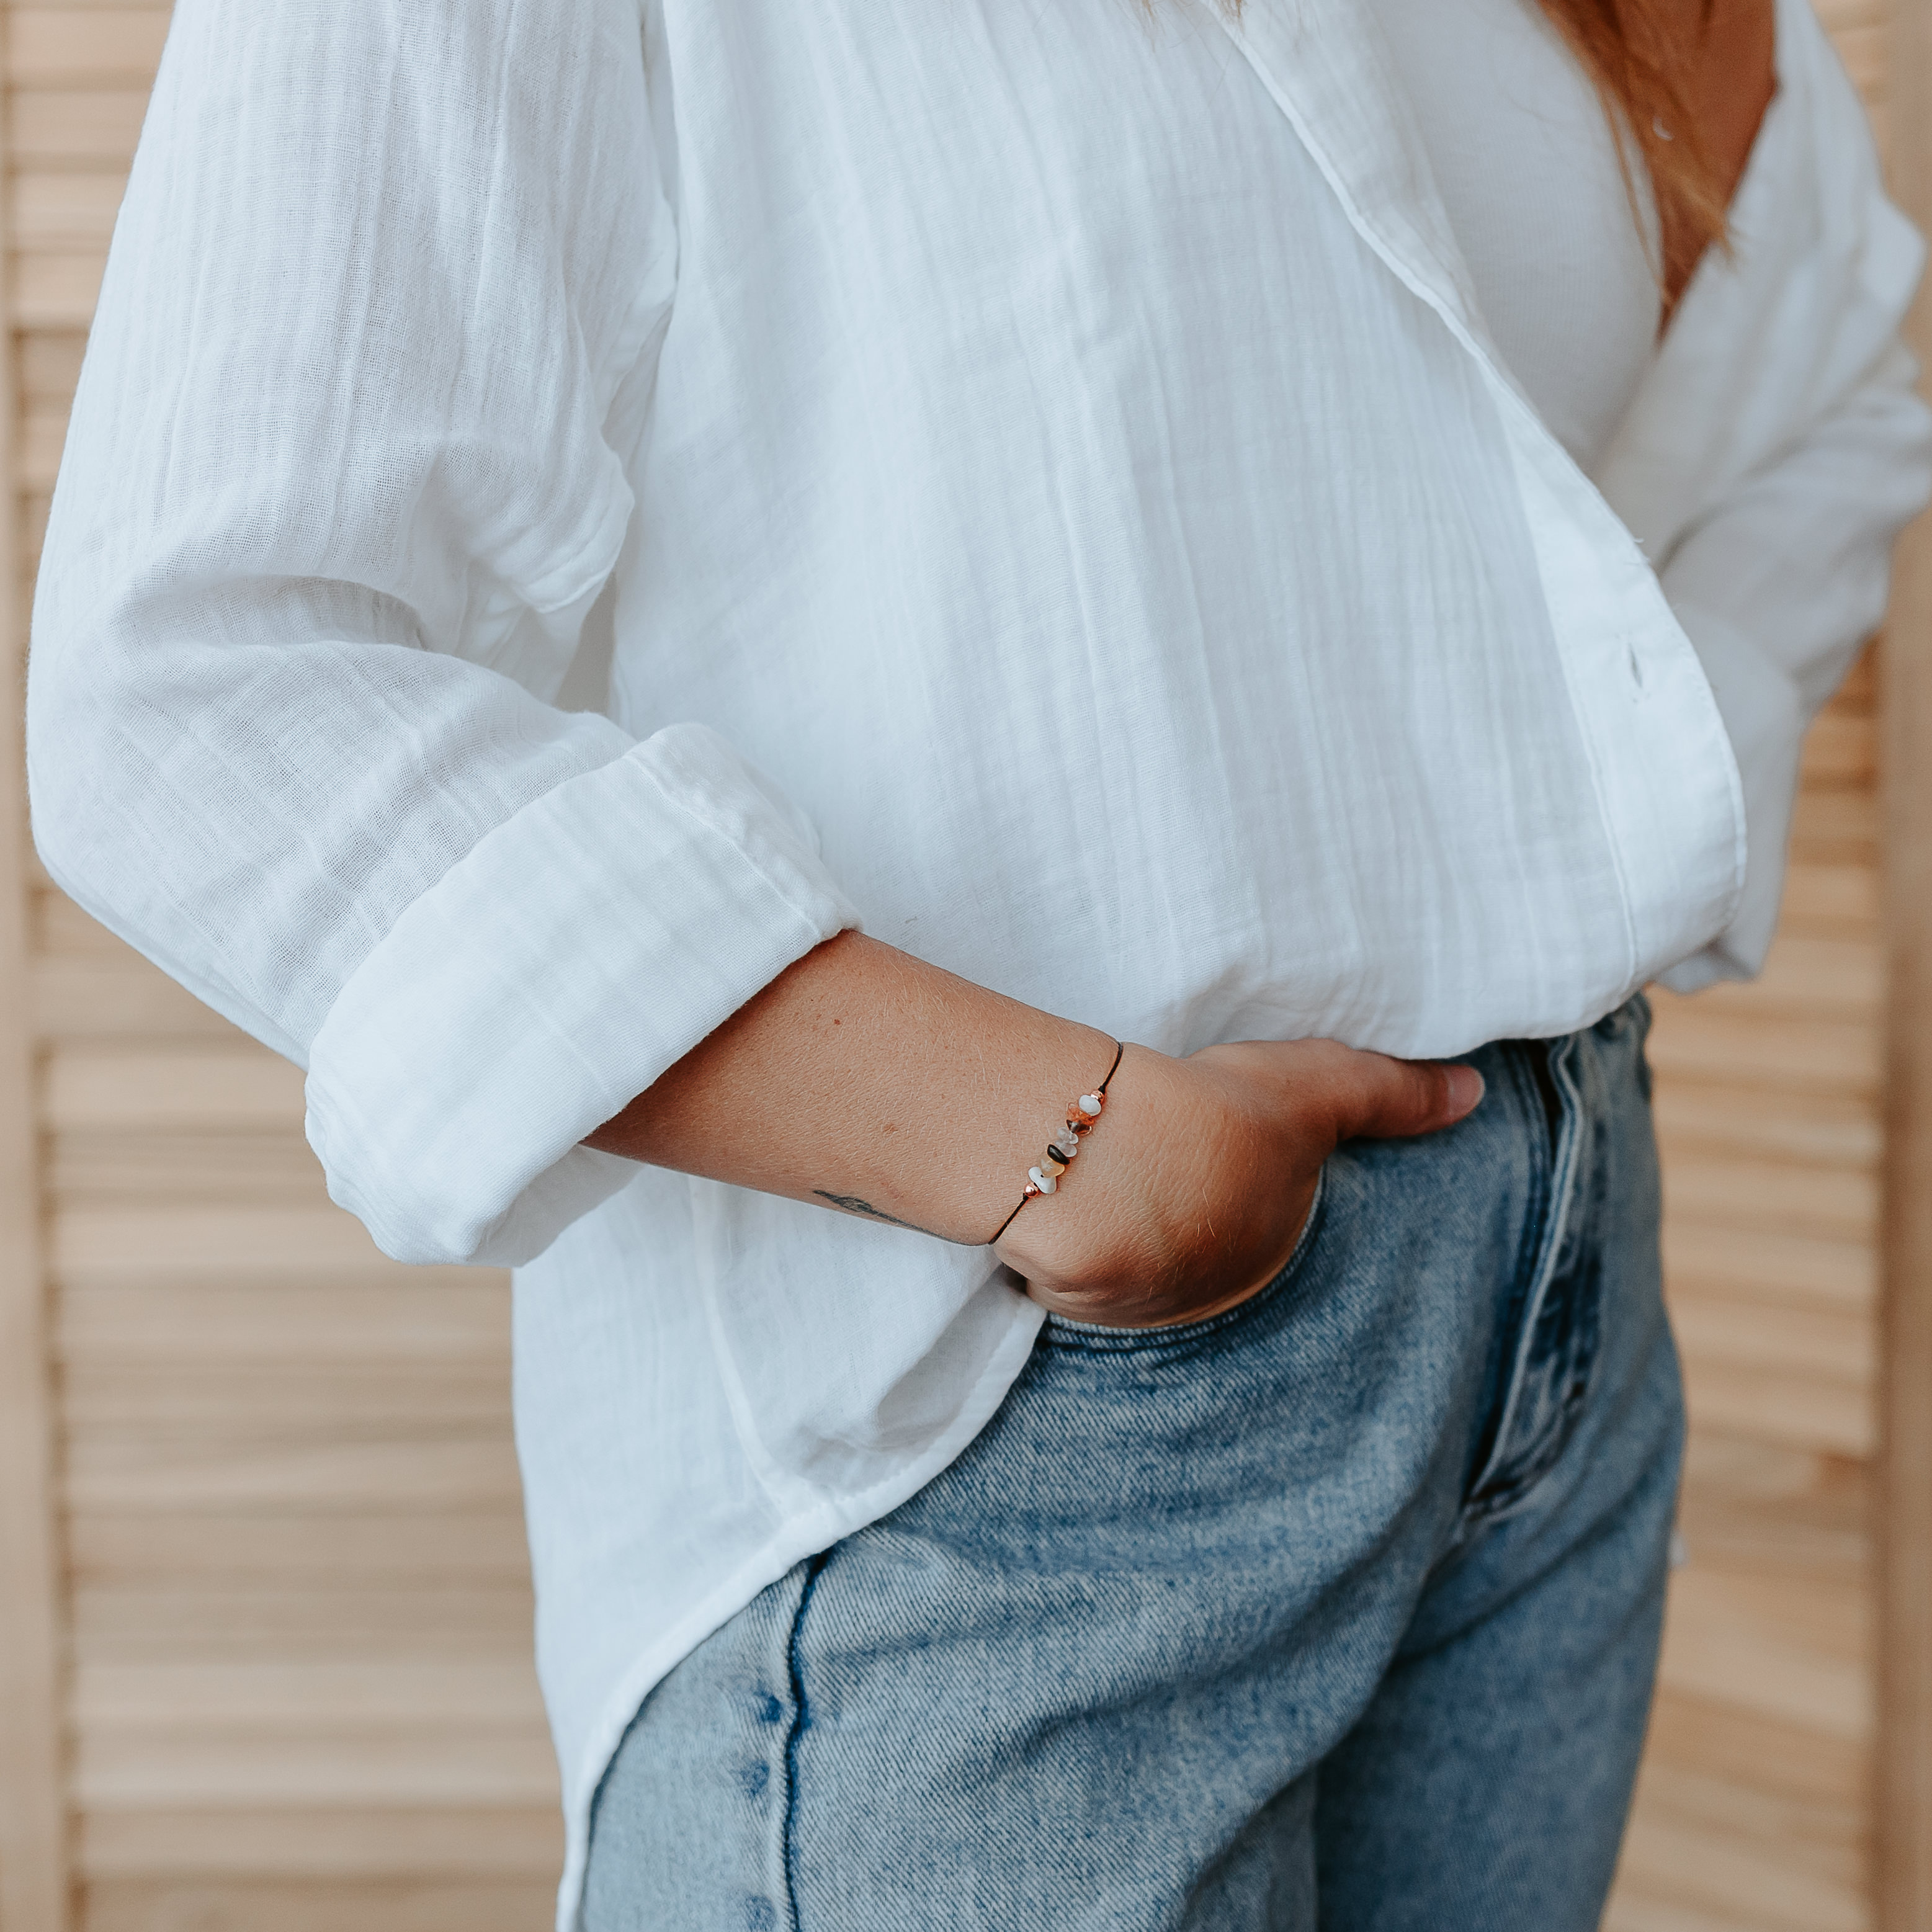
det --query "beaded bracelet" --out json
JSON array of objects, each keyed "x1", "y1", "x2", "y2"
[{"x1": 987, "y1": 1039, "x2": 1125, "y2": 1245}]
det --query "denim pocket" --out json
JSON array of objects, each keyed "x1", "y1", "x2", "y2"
[{"x1": 1039, "y1": 1167, "x2": 1330, "y2": 1358}]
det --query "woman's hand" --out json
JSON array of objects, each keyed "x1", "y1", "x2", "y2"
[{"x1": 998, "y1": 1040, "x2": 1484, "y2": 1328}]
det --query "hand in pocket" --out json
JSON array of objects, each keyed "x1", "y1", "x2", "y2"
[{"x1": 998, "y1": 1038, "x2": 1484, "y2": 1329}]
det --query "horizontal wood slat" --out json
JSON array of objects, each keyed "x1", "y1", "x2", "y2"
[
  {"x1": 1658, "y1": 1153, "x2": 1879, "y2": 1242},
  {"x1": 64, "y1": 1439, "x2": 526, "y2": 1516},
  {"x1": 60, "y1": 1364, "x2": 517, "y2": 1433},
  {"x1": 1646, "y1": 1004, "x2": 1882, "y2": 1095},
  {"x1": 56, "y1": 1281, "x2": 512, "y2": 1364},
  {"x1": 6, "y1": 12, "x2": 169, "y2": 86},
  {"x1": 68, "y1": 1512, "x2": 539, "y2": 1590},
  {"x1": 1653, "y1": 1084, "x2": 1881, "y2": 1169},
  {"x1": 45, "y1": 1045, "x2": 306, "y2": 1128},
  {"x1": 82, "y1": 1883, "x2": 562, "y2": 1932},
  {"x1": 75, "y1": 1809, "x2": 563, "y2": 1884},
  {"x1": 52, "y1": 1207, "x2": 418, "y2": 1288},
  {"x1": 10, "y1": 89, "x2": 147, "y2": 166},
  {"x1": 73, "y1": 1661, "x2": 548, "y2": 1729},
  {"x1": 70, "y1": 1586, "x2": 540, "y2": 1661},
  {"x1": 74, "y1": 1736, "x2": 559, "y2": 1812}
]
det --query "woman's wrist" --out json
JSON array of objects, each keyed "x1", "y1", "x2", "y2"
[{"x1": 993, "y1": 1043, "x2": 1233, "y2": 1296}]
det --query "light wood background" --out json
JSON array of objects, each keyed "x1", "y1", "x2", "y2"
[{"x1": 0, "y1": 4, "x2": 1920, "y2": 1931}]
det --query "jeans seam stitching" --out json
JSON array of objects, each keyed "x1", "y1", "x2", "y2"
[{"x1": 781, "y1": 1553, "x2": 830, "y2": 1932}]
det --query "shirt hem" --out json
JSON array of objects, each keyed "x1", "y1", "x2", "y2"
[{"x1": 549, "y1": 1292, "x2": 1044, "y2": 1932}]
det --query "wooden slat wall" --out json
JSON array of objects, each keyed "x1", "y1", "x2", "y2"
[
  {"x1": 1880, "y1": 0, "x2": 1932, "y2": 1916},
  {"x1": 7, "y1": 11, "x2": 565, "y2": 1928},
  {"x1": 0, "y1": 6, "x2": 1905, "y2": 1932},
  {"x1": 0, "y1": 9, "x2": 64, "y2": 1928}
]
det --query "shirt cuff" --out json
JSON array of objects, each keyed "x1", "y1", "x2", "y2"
[
  {"x1": 303, "y1": 723, "x2": 861, "y2": 1266},
  {"x1": 1654, "y1": 600, "x2": 1804, "y2": 993}
]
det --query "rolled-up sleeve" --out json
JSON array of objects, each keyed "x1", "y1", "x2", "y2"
[{"x1": 25, "y1": 0, "x2": 859, "y2": 1266}]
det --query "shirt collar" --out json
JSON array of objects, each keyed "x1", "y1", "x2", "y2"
[{"x1": 1208, "y1": 0, "x2": 1495, "y2": 364}]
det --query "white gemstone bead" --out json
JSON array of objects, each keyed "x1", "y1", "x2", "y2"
[
  {"x1": 1028, "y1": 1166, "x2": 1057, "y2": 1194},
  {"x1": 1077, "y1": 1094, "x2": 1103, "y2": 1117},
  {"x1": 1052, "y1": 1132, "x2": 1080, "y2": 1160}
]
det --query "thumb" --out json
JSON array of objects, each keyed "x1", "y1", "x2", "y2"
[{"x1": 1329, "y1": 1052, "x2": 1485, "y2": 1143}]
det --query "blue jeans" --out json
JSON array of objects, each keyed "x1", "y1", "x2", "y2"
[{"x1": 584, "y1": 998, "x2": 1680, "y2": 1930}]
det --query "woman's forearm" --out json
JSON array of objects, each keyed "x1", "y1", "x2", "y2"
[
  {"x1": 584, "y1": 931, "x2": 1118, "y2": 1248},
  {"x1": 586, "y1": 929, "x2": 1480, "y2": 1327}
]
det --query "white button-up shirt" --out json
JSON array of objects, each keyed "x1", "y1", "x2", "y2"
[{"x1": 27, "y1": 0, "x2": 1931, "y2": 1920}]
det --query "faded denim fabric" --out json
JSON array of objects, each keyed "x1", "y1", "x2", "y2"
[{"x1": 583, "y1": 998, "x2": 1679, "y2": 1931}]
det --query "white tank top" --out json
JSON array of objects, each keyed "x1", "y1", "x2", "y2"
[{"x1": 1367, "y1": 0, "x2": 1663, "y2": 474}]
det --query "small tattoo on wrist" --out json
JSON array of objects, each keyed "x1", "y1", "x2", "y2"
[{"x1": 813, "y1": 1189, "x2": 941, "y2": 1238}]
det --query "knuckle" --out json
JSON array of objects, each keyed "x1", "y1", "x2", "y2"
[{"x1": 1408, "y1": 1060, "x2": 1447, "y2": 1116}]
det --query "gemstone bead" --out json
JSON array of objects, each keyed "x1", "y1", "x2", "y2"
[
  {"x1": 1041, "y1": 1148, "x2": 1068, "y2": 1175},
  {"x1": 1028, "y1": 1166, "x2": 1057, "y2": 1194},
  {"x1": 1052, "y1": 1130, "x2": 1080, "y2": 1160},
  {"x1": 1077, "y1": 1093, "x2": 1104, "y2": 1117}
]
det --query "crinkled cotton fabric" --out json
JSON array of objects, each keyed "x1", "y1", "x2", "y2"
[{"x1": 24, "y1": 0, "x2": 1931, "y2": 1922}]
